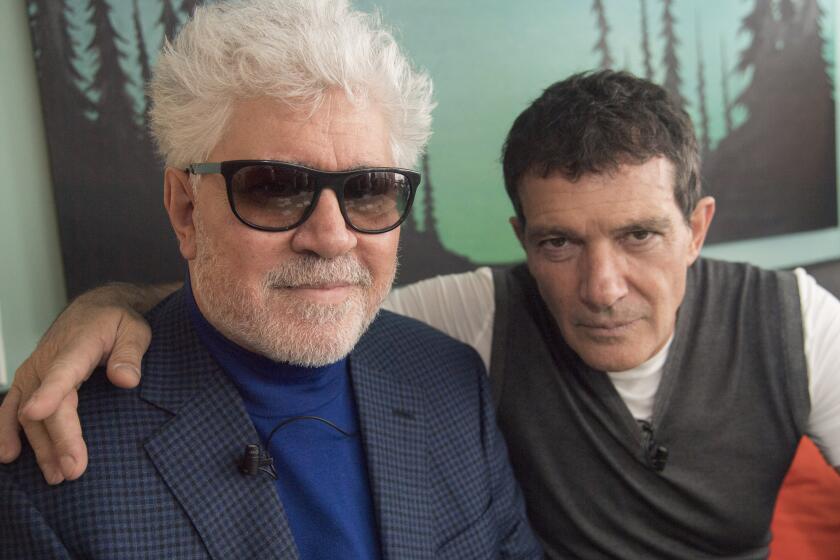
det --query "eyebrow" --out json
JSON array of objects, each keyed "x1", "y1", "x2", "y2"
[
  {"x1": 525, "y1": 226, "x2": 581, "y2": 242},
  {"x1": 613, "y1": 216, "x2": 674, "y2": 236},
  {"x1": 526, "y1": 216, "x2": 675, "y2": 241}
]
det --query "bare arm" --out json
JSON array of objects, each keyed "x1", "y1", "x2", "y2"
[{"x1": 0, "y1": 282, "x2": 178, "y2": 484}]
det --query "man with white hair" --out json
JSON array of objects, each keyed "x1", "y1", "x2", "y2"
[{"x1": 0, "y1": 2, "x2": 540, "y2": 558}]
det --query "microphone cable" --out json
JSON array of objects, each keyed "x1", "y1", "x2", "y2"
[{"x1": 238, "y1": 415, "x2": 356, "y2": 479}]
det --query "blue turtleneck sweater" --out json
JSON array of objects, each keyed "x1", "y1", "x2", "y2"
[{"x1": 185, "y1": 280, "x2": 381, "y2": 560}]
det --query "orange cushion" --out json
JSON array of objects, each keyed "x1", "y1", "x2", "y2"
[{"x1": 769, "y1": 437, "x2": 840, "y2": 559}]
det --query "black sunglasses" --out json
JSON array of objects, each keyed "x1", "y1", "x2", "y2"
[{"x1": 186, "y1": 160, "x2": 421, "y2": 234}]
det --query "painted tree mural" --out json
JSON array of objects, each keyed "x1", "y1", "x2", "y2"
[
  {"x1": 181, "y1": 0, "x2": 201, "y2": 17},
  {"x1": 703, "y1": 0, "x2": 836, "y2": 242},
  {"x1": 398, "y1": 155, "x2": 474, "y2": 283},
  {"x1": 695, "y1": 21, "x2": 711, "y2": 156},
  {"x1": 27, "y1": 0, "x2": 186, "y2": 295},
  {"x1": 132, "y1": 0, "x2": 152, "y2": 123},
  {"x1": 160, "y1": 0, "x2": 181, "y2": 44},
  {"x1": 592, "y1": 0, "x2": 614, "y2": 69},
  {"x1": 720, "y1": 37, "x2": 734, "y2": 137},
  {"x1": 22, "y1": 0, "x2": 840, "y2": 293},
  {"x1": 25, "y1": 0, "x2": 475, "y2": 294},
  {"x1": 660, "y1": 0, "x2": 685, "y2": 109},
  {"x1": 640, "y1": 0, "x2": 654, "y2": 80},
  {"x1": 27, "y1": 0, "x2": 96, "y2": 178},
  {"x1": 89, "y1": 0, "x2": 142, "y2": 142}
]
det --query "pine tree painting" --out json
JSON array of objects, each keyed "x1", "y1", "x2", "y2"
[
  {"x1": 398, "y1": 154, "x2": 475, "y2": 284},
  {"x1": 640, "y1": 0, "x2": 654, "y2": 80},
  {"x1": 160, "y1": 0, "x2": 181, "y2": 44},
  {"x1": 22, "y1": 0, "x2": 840, "y2": 292},
  {"x1": 578, "y1": 0, "x2": 837, "y2": 243},
  {"x1": 720, "y1": 36, "x2": 734, "y2": 137},
  {"x1": 703, "y1": 0, "x2": 837, "y2": 242},
  {"x1": 695, "y1": 20, "x2": 711, "y2": 156},
  {"x1": 132, "y1": 0, "x2": 153, "y2": 122},
  {"x1": 660, "y1": 0, "x2": 685, "y2": 109},
  {"x1": 27, "y1": 0, "x2": 187, "y2": 296},
  {"x1": 592, "y1": 0, "x2": 614, "y2": 69},
  {"x1": 25, "y1": 0, "x2": 475, "y2": 293}
]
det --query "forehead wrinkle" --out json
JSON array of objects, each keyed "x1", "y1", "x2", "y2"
[{"x1": 324, "y1": 92, "x2": 340, "y2": 169}]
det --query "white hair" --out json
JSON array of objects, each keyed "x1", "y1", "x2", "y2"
[{"x1": 149, "y1": 0, "x2": 434, "y2": 169}]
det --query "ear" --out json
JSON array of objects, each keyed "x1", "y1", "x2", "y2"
[
  {"x1": 164, "y1": 167, "x2": 197, "y2": 260},
  {"x1": 686, "y1": 196, "x2": 715, "y2": 265},
  {"x1": 510, "y1": 217, "x2": 526, "y2": 249}
]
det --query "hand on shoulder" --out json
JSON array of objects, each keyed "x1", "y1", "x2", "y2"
[{"x1": 0, "y1": 282, "x2": 168, "y2": 484}]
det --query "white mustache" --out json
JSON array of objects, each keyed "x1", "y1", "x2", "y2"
[{"x1": 264, "y1": 254, "x2": 373, "y2": 290}]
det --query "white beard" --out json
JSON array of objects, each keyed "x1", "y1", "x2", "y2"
[{"x1": 191, "y1": 222, "x2": 393, "y2": 366}]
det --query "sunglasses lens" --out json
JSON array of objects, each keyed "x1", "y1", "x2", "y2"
[
  {"x1": 344, "y1": 171, "x2": 413, "y2": 231},
  {"x1": 230, "y1": 165, "x2": 316, "y2": 229}
]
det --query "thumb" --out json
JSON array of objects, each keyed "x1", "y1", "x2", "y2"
[{"x1": 105, "y1": 315, "x2": 151, "y2": 389}]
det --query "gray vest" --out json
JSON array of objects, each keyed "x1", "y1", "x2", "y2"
[{"x1": 490, "y1": 258, "x2": 810, "y2": 559}]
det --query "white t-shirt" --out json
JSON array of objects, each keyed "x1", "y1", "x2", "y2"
[{"x1": 384, "y1": 266, "x2": 840, "y2": 466}]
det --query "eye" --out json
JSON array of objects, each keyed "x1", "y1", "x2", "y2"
[
  {"x1": 623, "y1": 229, "x2": 659, "y2": 249},
  {"x1": 629, "y1": 230, "x2": 652, "y2": 241},
  {"x1": 540, "y1": 237, "x2": 568, "y2": 248},
  {"x1": 248, "y1": 181, "x2": 292, "y2": 197},
  {"x1": 535, "y1": 236, "x2": 580, "y2": 261}
]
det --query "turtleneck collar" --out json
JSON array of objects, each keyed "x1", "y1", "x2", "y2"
[{"x1": 184, "y1": 274, "x2": 349, "y2": 419}]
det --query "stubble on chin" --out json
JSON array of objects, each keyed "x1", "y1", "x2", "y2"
[{"x1": 191, "y1": 233, "x2": 395, "y2": 366}]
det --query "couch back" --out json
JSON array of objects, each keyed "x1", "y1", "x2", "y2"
[{"x1": 803, "y1": 259, "x2": 840, "y2": 298}]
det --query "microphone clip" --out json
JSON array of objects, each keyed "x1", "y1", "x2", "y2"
[
  {"x1": 238, "y1": 444, "x2": 278, "y2": 479},
  {"x1": 640, "y1": 420, "x2": 669, "y2": 472}
]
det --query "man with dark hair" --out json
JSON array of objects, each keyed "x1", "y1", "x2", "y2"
[
  {"x1": 3, "y1": 70, "x2": 840, "y2": 559},
  {"x1": 503, "y1": 70, "x2": 702, "y2": 222}
]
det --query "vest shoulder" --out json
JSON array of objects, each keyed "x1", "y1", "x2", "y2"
[
  {"x1": 692, "y1": 257, "x2": 788, "y2": 279},
  {"x1": 690, "y1": 258, "x2": 799, "y2": 299}
]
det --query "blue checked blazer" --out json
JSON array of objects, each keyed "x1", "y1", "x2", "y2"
[{"x1": 1, "y1": 289, "x2": 540, "y2": 559}]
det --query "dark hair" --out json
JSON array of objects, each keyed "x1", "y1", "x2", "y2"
[{"x1": 502, "y1": 70, "x2": 701, "y2": 223}]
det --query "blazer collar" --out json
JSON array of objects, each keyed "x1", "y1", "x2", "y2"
[
  {"x1": 139, "y1": 293, "x2": 433, "y2": 559},
  {"x1": 350, "y1": 324, "x2": 434, "y2": 559},
  {"x1": 139, "y1": 291, "x2": 298, "y2": 560}
]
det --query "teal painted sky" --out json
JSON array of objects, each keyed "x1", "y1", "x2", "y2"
[
  {"x1": 62, "y1": 0, "x2": 838, "y2": 264},
  {"x1": 362, "y1": 0, "x2": 837, "y2": 262}
]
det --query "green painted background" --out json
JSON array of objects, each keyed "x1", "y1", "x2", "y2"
[
  {"x1": 0, "y1": 0, "x2": 66, "y2": 387},
  {"x1": 2, "y1": 0, "x2": 840, "y2": 385},
  {"x1": 357, "y1": 0, "x2": 839, "y2": 264}
]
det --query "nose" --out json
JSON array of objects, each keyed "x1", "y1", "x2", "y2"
[
  {"x1": 579, "y1": 243, "x2": 628, "y2": 311},
  {"x1": 290, "y1": 189, "x2": 357, "y2": 258}
]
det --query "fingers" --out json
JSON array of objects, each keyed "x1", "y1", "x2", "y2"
[
  {"x1": 105, "y1": 314, "x2": 151, "y2": 389},
  {"x1": 20, "y1": 411, "x2": 63, "y2": 485},
  {"x1": 43, "y1": 391, "x2": 87, "y2": 480},
  {"x1": 3, "y1": 287, "x2": 156, "y2": 485},
  {"x1": 17, "y1": 392, "x2": 87, "y2": 484},
  {"x1": 20, "y1": 338, "x2": 103, "y2": 422},
  {"x1": 0, "y1": 385, "x2": 23, "y2": 463}
]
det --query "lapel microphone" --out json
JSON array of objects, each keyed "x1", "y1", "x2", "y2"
[
  {"x1": 238, "y1": 444, "x2": 277, "y2": 478},
  {"x1": 238, "y1": 415, "x2": 356, "y2": 479},
  {"x1": 639, "y1": 420, "x2": 669, "y2": 472}
]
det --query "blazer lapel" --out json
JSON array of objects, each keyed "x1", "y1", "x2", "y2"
[
  {"x1": 139, "y1": 292, "x2": 298, "y2": 560},
  {"x1": 350, "y1": 349, "x2": 433, "y2": 560}
]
